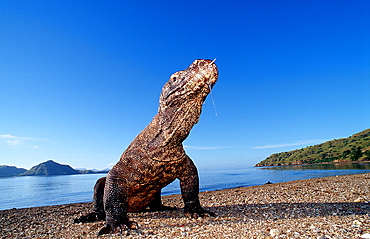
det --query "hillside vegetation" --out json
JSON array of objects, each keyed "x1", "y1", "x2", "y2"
[{"x1": 255, "y1": 128, "x2": 370, "y2": 167}]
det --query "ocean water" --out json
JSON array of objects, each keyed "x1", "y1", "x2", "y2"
[{"x1": 1, "y1": 163, "x2": 369, "y2": 211}]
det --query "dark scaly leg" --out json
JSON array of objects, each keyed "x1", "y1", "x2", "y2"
[
  {"x1": 148, "y1": 190, "x2": 177, "y2": 211},
  {"x1": 98, "y1": 174, "x2": 138, "y2": 235},
  {"x1": 92, "y1": 177, "x2": 106, "y2": 217},
  {"x1": 74, "y1": 177, "x2": 106, "y2": 223},
  {"x1": 178, "y1": 156, "x2": 214, "y2": 218}
]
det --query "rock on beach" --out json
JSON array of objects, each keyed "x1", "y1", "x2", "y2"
[{"x1": 0, "y1": 173, "x2": 369, "y2": 238}]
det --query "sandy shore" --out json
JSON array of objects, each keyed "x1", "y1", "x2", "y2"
[{"x1": 1, "y1": 173, "x2": 369, "y2": 238}]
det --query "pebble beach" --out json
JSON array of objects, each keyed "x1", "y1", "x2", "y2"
[{"x1": 1, "y1": 173, "x2": 369, "y2": 238}]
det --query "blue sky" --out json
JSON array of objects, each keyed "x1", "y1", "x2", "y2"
[{"x1": 1, "y1": 0, "x2": 369, "y2": 170}]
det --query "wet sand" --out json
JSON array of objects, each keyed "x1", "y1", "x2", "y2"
[{"x1": 1, "y1": 173, "x2": 369, "y2": 238}]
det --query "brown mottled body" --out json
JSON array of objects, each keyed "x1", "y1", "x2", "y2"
[{"x1": 74, "y1": 59, "x2": 218, "y2": 235}]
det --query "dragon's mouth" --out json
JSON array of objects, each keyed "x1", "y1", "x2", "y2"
[
  {"x1": 185, "y1": 59, "x2": 218, "y2": 92},
  {"x1": 160, "y1": 59, "x2": 218, "y2": 104}
]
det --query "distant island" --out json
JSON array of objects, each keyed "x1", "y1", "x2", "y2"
[
  {"x1": 0, "y1": 160, "x2": 109, "y2": 177},
  {"x1": 255, "y1": 128, "x2": 370, "y2": 167}
]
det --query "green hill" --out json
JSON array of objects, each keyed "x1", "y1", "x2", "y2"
[
  {"x1": 19, "y1": 160, "x2": 80, "y2": 176},
  {"x1": 255, "y1": 128, "x2": 370, "y2": 167}
]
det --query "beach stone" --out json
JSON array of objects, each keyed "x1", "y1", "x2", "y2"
[
  {"x1": 354, "y1": 197, "x2": 365, "y2": 203},
  {"x1": 352, "y1": 220, "x2": 362, "y2": 227},
  {"x1": 270, "y1": 228, "x2": 279, "y2": 237},
  {"x1": 310, "y1": 225, "x2": 320, "y2": 232},
  {"x1": 360, "y1": 233, "x2": 370, "y2": 239}
]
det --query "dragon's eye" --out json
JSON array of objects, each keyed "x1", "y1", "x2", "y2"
[{"x1": 172, "y1": 76, "x2": 177, "y2": 82}]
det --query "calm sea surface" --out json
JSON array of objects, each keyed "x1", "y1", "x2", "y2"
[{"x1": 1, "y1": 163, "x2": 370, "y2": 211}]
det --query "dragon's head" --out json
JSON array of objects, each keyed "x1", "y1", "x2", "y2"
[{"x1": 158, "y1": 59, "x2": 218, "y2": 144}]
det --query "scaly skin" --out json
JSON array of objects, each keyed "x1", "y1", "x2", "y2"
[{"x1": 74, "y1": 59, "x2": 218, "y2": 235}]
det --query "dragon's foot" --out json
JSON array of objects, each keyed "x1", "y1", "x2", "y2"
[
  {"x1": 74, "y1": 212, "x2": 105, "y2": 223},
  {"x1": 97, "y1": 221, "x2": 139, "y2": 236}
]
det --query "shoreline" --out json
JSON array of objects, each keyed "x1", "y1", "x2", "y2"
[
  {"x1": 255, "y1": 160, "x2": 370, "y2": 167},
  {"x1": 1, "y1": 173, "x2": 369, "y2": 238}
]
